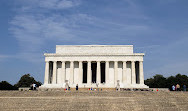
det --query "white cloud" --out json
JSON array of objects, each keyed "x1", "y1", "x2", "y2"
[
  {"x1": 9, "y1": 13, "x2": 94, "y2": 48},
  {"x1": 9, "y1": 0, "x2": 103, "y2": 64},
  {"x1": 16, "y1": 52, "x2": 44, "y2": 63},
  {"x1": 38, "y1": 0, "x2": 80, "y2": 9},
  {"x1": 0, "y1": 55, "x2": 10, "y2": 61},
  {"x1": 19, "y1": 0, "x2": 81, "y2": 12},
  {"x1": 9, "y1": 0, "x2": 83, "y2": 63},
  {"x1": 9, "y1": 0, "x2": 153, "y2": 63}
]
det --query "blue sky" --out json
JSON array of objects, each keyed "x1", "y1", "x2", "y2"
[{"x1": 0, "y1": 0, "x2": 188, "y2": 84}]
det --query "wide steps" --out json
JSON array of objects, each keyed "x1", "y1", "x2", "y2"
[{"x1": 0, "y1": 91, "x2": 187, "y2": 111}]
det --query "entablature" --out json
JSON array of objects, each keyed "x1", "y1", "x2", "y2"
[{"x1": 44, "y1": 53, "x2": 144, "y2": 57}]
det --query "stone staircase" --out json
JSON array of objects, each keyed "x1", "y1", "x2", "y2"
[{"x1": 0, "y1": 91, "x2": 187, "y2": 111}]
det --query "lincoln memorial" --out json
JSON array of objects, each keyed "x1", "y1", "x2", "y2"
[{"x1": 40, "y1": 45, "x2": 149, "y2": 88}]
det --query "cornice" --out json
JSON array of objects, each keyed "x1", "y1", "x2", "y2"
[
  {"x1": 56, "y1": 45, "x2": 133, "y2": 47},
  {"x1": 44, "y1": 53, "x2": 144, "y2": 57}
]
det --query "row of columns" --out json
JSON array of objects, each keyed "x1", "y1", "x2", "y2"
[{"x1": 44, "y1": 61, "x2": 144, "y2": 85}]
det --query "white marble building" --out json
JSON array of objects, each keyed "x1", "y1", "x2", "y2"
[{"x1": 40, "y1": 45, "x2": 149, "y2": 88}]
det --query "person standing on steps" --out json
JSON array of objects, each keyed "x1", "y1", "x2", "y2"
[
  {"x1": 30, "y1": 84, "x2": 33, "y2": 90},
  {"x1": 76, "y1": 84, "x2": 78, "y2": 91},
  {"x1": 176, "y1": 84, "x2": 180, "y2": 91},
  {"x1": 172, "y1": 85, "x2": 175, "y2": 91},
  {"x1": 183, "y1": 85, "x2": 186, "y2": 91},
  {"x1": 33, "y1": 83, "x2": 37, "y2": 90},
  {"x1": 96, "y1": 83, "x2": 99, "y2": 91}
]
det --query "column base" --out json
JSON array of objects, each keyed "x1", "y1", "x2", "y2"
[
  {"x1": 123, "y1": 84, "x2": 149, "y2": 88},
  {"x1": 40, "y1": 84, "x2": 65, "y2": 88}
]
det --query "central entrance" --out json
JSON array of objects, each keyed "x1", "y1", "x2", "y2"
[
  {"x1": 82, "y1": 62, "x2": 106, "y2": 84},
  {"x1": 101, "y1": 63, "x2": 105, "y2": 83},
  {"x1": 83, "y1": 62, "x2": 87, "y2": 83},
  {"x1": 91, "y1": 63, "x2": 97, "y2": 83}
]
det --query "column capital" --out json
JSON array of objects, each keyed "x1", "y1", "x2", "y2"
[
  {"x1": 53, "y1": 61, "x2": 57, "y2": 63},
  {"x1": 139, "y1": 61, "x2": 143, "y2": 63},
  {"x1": 123, "y1": 61, "x2": 127, "y2": 63},
  {"x1": 61, "y1": 61, "x2": 65, "y2": 63},
  {"x1": 45, "y1": 61, "x2": 49, "y2": 63},
  {"x1": 131, "y1": 61, "x2": 135, "y2": 63}
]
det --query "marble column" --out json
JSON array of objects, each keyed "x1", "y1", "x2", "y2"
[
  {"x1": 131, "y1": 61, "x2": 136, "y2": 84},
  {"x1": 123, "y1": 61, "x2": 127, "y2": 84},
  {"x1": 114, "y1": 61, "x2": 118, "y2": 85},
  {"x1": 44, "y1": 61, "x2": 49, "y2": 84},
  {"x1": 139, "y1": 61, "x2": 144, "y2": 84},
  {"x1": 97, "y1": 61, "x2": 101, "y2": 84},
  {"x1": 79, "y1": 61, "x2": 83, "y2": 84},
  {"x1": 61, "y1": 61, "x2": 65, "y2": 84},
  {"x1": 56, "y1": 62, "x2": 60, "y2": 84},
  {"x1": 105, "y1": 61, "x2": 109, "y2": 84},
  {"x1": 52, "y1": 61, "x2": 57, "y2": 84},
  {"x1": 87, "y1": 61, "x2": 91, "y2": 84},
  {"x1": 70, "y1": 61, "x2": 74, "y2": 84}
]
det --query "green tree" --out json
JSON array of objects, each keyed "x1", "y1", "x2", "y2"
[
  {"x1": 14, "y1": 74, "x2": 42, "y2": 88},
  {"x1": 0, "y1": 81, "x2": 17, "y2": 90},
  {"x1": 166, "y1": 76, "x2": 176, "y2": 89},
  {"x1": 145, "y1": 74, "x2": 188, "y2": 90},
  {"x1": 175, "y1": 74, "x2": 188, "y2": 86},
  {"x1": 144, "y1": 78, "x2": 154, "y2": 88},
  {"x1": 145, "y1": 74, "x2": 166, "y2": 88}
]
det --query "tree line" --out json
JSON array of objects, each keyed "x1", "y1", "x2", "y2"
[
  {"x1": 145, "y1": 74, "x2": 188, "y2": 90},
  {"x1": 0, "y1": 74, "x2": 41, "y2": 90}
]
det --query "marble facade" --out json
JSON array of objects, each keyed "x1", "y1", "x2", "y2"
[{"x1": 40, "y1": 45, "x2": 149, "y2": 88}]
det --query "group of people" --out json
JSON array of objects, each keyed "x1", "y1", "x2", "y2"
[
  {"x1": 76, "y1": 84, "x2": 102, "y2": 91},
  {"x1": 172, "y1": 84, "x2": 186, "y2": 91},
  {"x1": 65, "y1": 83, "x2": 187, "y2": 91}
]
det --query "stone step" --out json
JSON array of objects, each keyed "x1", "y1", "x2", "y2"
[{"x1": 0, "y1": 91, "x2": 187, "y2": 111}]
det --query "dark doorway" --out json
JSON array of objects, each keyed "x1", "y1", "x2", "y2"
[
  {"x1": 49, "y1": 61, "x2": 53, "y2": 84},
  {"x1": 83, "y1": 63, "x2": 87, "y2": 83},
  {"x1": 91, "y1": 63, "x2": 97, "y2": 83},
  {"x1": 135, "y1": 61, "x2": 140, "y2": 84},
  {"x1": 101, "y1": 63, "x2": 105, "y2": 83}
]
